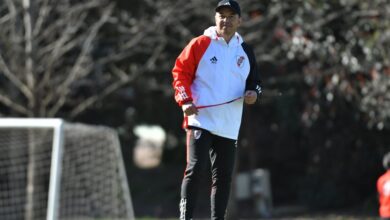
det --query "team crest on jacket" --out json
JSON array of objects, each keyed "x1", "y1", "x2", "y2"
[{"x1": 236, "y1": 56, "x2": 245, "y2": 68}]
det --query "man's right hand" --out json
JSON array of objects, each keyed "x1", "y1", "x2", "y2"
[{"x1": 182, "y1": 102, "x2": 198, "y2": 116}]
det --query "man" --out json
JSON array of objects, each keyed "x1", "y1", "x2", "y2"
[
  {"x1": 172, "y1": 0, "x2": 261, "y2": 219},
  {"x1": 378, "y1": 152, "x2": 390, "y2": 220}
]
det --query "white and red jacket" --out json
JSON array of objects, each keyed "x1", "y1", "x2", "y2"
[
  {"x1": 172, "y1": 26, "x2": 261, "y2": 140},
  {"x1": 378, "y1": 170, "x2": 390, "y2": 217}
]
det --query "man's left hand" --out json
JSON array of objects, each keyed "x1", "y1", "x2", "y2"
[{"x1": 244, "y1": 90, "x2": 257, "y2": 104}]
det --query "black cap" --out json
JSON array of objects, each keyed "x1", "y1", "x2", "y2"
[{"x1": 215, "y1": 0, "x2": 241, "y2": 17}]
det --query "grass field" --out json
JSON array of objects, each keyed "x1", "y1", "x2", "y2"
[
  {"x1": 135, "y1": 207, "x2": 379, "y2": 220},
  {"x1": 137, "y1": 217, "x2": 377, "y2": 220},
  {"x1": 136, "y1": 212, "x2": 379, "y2": 220}
]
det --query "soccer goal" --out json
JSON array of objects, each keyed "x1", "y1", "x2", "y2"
[{"x1": 0, "y1": 118, "x2": 134, "y2": 220}]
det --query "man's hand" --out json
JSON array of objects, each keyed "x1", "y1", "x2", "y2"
[
  {"x1": 182, "y1": 102, "x2": 198, "y2": 116},
  {"x1": 244, "y1": 90, "x2": 257, "y2": 104}
]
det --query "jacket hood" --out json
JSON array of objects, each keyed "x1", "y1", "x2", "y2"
[{"x1": 203, "y1": 26, "x2": 243, "y2": 46}]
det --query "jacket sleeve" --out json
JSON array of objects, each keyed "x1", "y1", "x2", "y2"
[
  {"x1": 242, "y1": 42, "x2": 262, "y2": 96},
  {"x1": 172, "y1": 36, "x2": 210, "y2": 106}
]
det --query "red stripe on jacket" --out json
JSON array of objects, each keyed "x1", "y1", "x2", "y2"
[{"x1": 172, "y1": 35, "x2": 211, "y2": 106}]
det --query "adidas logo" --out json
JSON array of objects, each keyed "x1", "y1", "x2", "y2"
[{"x1": 210, "y1": 56, "x2": 218, "y2": 64}]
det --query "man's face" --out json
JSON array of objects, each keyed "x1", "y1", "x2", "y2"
[{"x1": 215, "y1": 7, "x2": 241, "y2": 37}]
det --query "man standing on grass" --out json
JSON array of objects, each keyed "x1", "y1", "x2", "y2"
[
  {"x1": 378, "y1": 152, "x2": 390, "y2": 220},
  {"x1": 171, "y1": 0, "x2": 261, "y2": 219}
]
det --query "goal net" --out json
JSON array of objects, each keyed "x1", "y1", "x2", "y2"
[{"x1": 0, "y1": 118, "x2": 134, "y2": 220}]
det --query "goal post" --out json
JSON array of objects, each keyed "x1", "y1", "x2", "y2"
[
  {"x1": 0, "y1": 118, "x2": 64, "y2": 220},
  {"x1": 0, "y1": 118, "x2": 134, "y2": 220}
]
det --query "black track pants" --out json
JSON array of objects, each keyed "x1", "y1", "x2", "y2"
[{"x1": 180, "y1": 127, "x2": 236, "y2": 220}]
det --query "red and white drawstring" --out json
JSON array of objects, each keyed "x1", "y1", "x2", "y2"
[{"x1": 196, "y1": 97, "x2": 242, "y2": 109}]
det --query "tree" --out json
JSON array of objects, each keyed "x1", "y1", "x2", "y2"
[
  {"x1": 241, "y1": 0, "x2": 390, "y2": 129},
  {"x1": 0, "y1": 0, "x2": 212, "y2": 218},
  {"x1": 0, "y1": 0, "x2": 182, "y2": 118},
  {"x1": 237, "y1": 0, "x2": 390, "y2": 209}
]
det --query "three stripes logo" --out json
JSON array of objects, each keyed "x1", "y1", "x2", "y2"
[
  {"x1": 179, "y1": 198, "x2": 187, "y2": 220},
  {"x1": 175, "y1": 86, "x2": 189, "y2": 102},
  {"x1": 256, "y1": 85, "x2": 262, "y2": 94}
]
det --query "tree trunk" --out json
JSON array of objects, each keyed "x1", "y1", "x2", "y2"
[
  {"x1": 22, "y1": 0, "x2": 37, "y2": 219},
  {"x1": 25, "y1": 130, "x2": 37, "y2": 220}
]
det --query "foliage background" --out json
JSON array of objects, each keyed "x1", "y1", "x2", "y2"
[{"x1": 0, "y1": 0, "x2": 389, "y2": 218}]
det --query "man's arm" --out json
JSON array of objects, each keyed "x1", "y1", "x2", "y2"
[
  {"x1": 171, "y1": 41, "x2": 196, "y2": 106},
  {"x1": 171, "y1": 36, "x2": 211, "y2": 107},
  {"x1": 242, "y1": 42, "x2": 262, "y2": 105}
]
